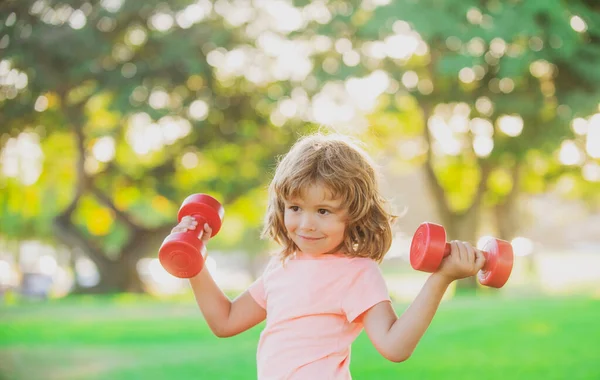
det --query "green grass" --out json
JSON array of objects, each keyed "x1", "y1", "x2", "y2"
[{"x1": 1, "y1": 294, "x2": 599, "y2": 380}]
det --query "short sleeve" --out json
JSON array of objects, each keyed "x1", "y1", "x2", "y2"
[
  {"x1": 248, "y1": 275, "x2": 266, "y2": 309},
  {"x1": 341, "y1": 260, "x2": 391, "y2": 322},
  {"x1": 248, "y1": 256, "x2": 279, "y2": 310}
]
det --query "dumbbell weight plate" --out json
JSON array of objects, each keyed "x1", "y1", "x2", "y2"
[
  {"x1": 410, "y1": 222, "x2": 448, "y2": 273},
  {"x1": 478, "y1": 238, "x2": 514, "y2": 288},
  {"x1": 159, "y1": 234, "x2": 207, "y2": 278}
]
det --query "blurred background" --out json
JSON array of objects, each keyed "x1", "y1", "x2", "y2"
[{"x1": 0, "y1": 0, "x2": 599, "y2": 379}]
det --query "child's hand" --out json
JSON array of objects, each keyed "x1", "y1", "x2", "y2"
[
  {"x1": 437, "y1": 241, "x2": 485, "y2": 282},
  {"x1": 171, "y1": 216, "x2": 213, "y2": 245}
]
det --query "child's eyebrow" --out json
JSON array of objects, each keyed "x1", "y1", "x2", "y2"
[
  {"x1": 284, "y1": 199, "x2": 342, "y2": 211},
  {"x1": 314, "y1": 203, "x2": 342, "y2": 211}
]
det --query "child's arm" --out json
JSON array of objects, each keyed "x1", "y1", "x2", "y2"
[
  {"x1": 189, "y1": 266, "x2": 266, "y2": 338},
  {"x1": 362, "y1": 240, "x2": 485, "y2": 362},
  {"x1": 175, "y1": 218, "x2": 266, "y2": 338}
]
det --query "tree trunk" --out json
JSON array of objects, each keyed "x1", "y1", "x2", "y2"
[
  {"x1": 59, "y1": 220, "x2": 174, "y2": 294},
  {"x1": 443, "y1": 207, "x2": 480, "y2": 291},
  {"x1": 420, "y1": 103, "x2": 491, "y2": 292},
  {"x1": 55, "y1": 99, "x2": 175, "y2": 294},
  {"x1": 74, "y1": 256, "x2": 144, "y2": 294},
  {"x1": 494, "y1": 164, "x2": 521, "y2": 241}
]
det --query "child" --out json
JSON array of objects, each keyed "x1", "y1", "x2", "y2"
[{"x1": 171, "y1": 133, "x2": 485, "y2": 379}]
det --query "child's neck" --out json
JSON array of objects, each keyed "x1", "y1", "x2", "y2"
[{"x1": 295, "y1": 251, "x2": 346, "y2": 260}]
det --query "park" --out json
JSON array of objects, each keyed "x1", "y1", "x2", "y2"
[{"x1": 1, "y1": 0, "x2": 599, "y2": 379}]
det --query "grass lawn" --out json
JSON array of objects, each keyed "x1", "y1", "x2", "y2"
[{"x1": 0, "y1": 294, "x2": 598, "y2": 380}]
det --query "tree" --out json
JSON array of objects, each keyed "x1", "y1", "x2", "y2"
[
  {"x1": 0, "y1": 0, "x2": 304, "y2": 292},
  {"x1": 1, "y1": 0, "x2": 598, "y2": 293},
  {"x1": 289, "y1": 0, "x2": 600, "y2": 288}
]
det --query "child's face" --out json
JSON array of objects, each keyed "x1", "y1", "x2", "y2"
[{"x1": 283, "y1": 182, "x2": 348, "y2": 257}]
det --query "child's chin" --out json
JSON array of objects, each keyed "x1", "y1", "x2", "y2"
[{"x1": 299, "y1": 248, "x2": 329, "y2": 256}]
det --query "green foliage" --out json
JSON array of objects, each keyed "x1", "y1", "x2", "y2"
[
  {"x1": 0, "y1": 0, "x2": 599, "y2": 290},
  {"x1": 0, "y1": 0, "x2": 307, "y2": 259}
]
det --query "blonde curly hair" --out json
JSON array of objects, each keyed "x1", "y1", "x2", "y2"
[{"x1": 261, "y1": 133, "x2": 397, "y2": 262}]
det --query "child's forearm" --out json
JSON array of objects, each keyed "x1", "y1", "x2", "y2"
[
  {"x1": 384, "y1": 273, "x2": 452, "y2": 361},
  {"x1": 188, "y1": 266, "x2": 233, "y2": 336}
]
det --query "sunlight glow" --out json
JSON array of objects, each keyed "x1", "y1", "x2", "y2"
[
  {"x1": 209, "y1": 35, "x2": 313, "y2": 84},
  {"x1": 176, "y1": 0, "x2": 212, "y2": 28},
  {"x1": 279, "y1": 98, "x2": 298, "y2": 117},
  {"x1": 34, "y1": 95, "x2": 49, "y2": 112},
  {"x1": 559, "y1": 140, "x2": 584, "y2": 166},
  {"x1": 436, "y1": 138, "x2": 462, "y2": 156},
  {"x1": 473, "y1": 136, "x2": 494, "y2": 157},
  {"x1": 68, "y1": 10, "x2": 87, "y2": 30},
  {"x1": 188, "y1": 99, "x2": 210, "y2": 121},
  {"x1": 136, "y1": 258, "x2": 183, "y2": 295},
  {"x1": 448, "y1": 114, "x2": 469, "y2": 133},
  {"x1": 475, "y1": 97, "x2": 494, "y2": 116},
  {"x1": 215, "y1": 0, "x2": 256, "y2": 28},
  {"x1": 363, "y1": 41, "x2": 387, "y2": 59},
  {"x1": 0, "y1": 260, "x2": 12, "y2": 284},
  {"x1": 303, "y1": 1, "x2": 332, "y2": 24},
  {"x1": 345, "y1": 70, "x2": 390, "y2": 111},
  {"x1": 0, "y1": 132, "x2": 44, "y2": 185},
  {"x1": 477, "y1": 236, "x2": 493, "y2": 250},
  {"x1": 586, "y1": 114, "x2": 600, "y2": 158},
  {"x1": 101, "y1": 0, "x2": 124, "y2": 13},
  {"x1": 149, "y1": 89, "x2": 170, "y2": 109},
  {"x1": 126, "y1": 113, "x2": 191, "y2": 155},
  {"x1": 537, "y1": 253, "x2": 600, "y2": 295},
  {"x1": 75, "y1": 257, "x2": 100, "y2": 287},
  {"x1": 511, "y1": 237, "x2": 534, "y2": 257},
  {"x1": 148, "y1": 258, "x2": 180, "y2": 285},
  {"x1": 311, "y1": 82, "x2": 356, "y2": 126},
  {"x1": 181, "y1": 152, "x2": 199, "y2": 169},
  {"x1": 397, "y1": 138, "x2": 428, "y2": 160},
  {"x1": 384, "y1": 33, "x2": 420, "y2": 60},
  {"x1": 497, "y1": 114, "x2": 524, "y2": 137},
  {"x1": 39, "y1": 255, "x2": 58, "y2": 276},
  {"x1": 499, "y1": 78, "x2": 515, "y2": 93},
  {"x1": 401, "y1": 71, "x2": 418, "y2": 89},
  {"x1": 530, "y1": 60, "x2": 552, "y2": 78},
  {"x1": 125, "y1": 27, "x2": 147, "y2": 47},
  {"x1": 470, "y1": 118, "x2": 494, "y2": 136},
  {"x1": 490, "y1": 38, "x2": 507, "y2": 57},
  {"x1": 263, "y1": 0, "x2": 304, "y2": 33},
  {"x1": 459, "y1": 67, "x2": 476, "y2": 83},
  {"x1": 92, "y1": 136, "x2": 116, "y2": 163},
  {"x1": 428, "y1": 115, "x2": 452, "y2": 141},
  {"x1": 570, "y1": 15, "x2": 587, "y2": 33},
  {"x1": 0, "y1": 61, "x2": 29, "y2": 96},
  {"x1": 582, "y1": 162, "x2": 600, "y2": 182},
  {"x1": 149, "y1": 12, "x2": 174, "y2": 32},
  {"x1": 571, "y1": 117, "x2": 588, "y2": 135},
  {"x1": 308, "y1": 70, "x2": 390, "y2": 129}
]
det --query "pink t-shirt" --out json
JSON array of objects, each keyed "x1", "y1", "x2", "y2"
[{"x1": 248, "y1": 251, "x2": 391, "y2": 380}]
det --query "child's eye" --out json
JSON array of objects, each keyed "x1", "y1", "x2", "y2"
[
  {"x1": 289, "y1": 206, "x2": 300, "y2": 212},
  {"x1": 318, "y1": 209, "x2": 330, "y2": 215}
]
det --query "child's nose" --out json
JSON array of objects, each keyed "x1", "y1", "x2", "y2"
[{"x1": 299, "y1": 214, "x2": 316, "y2": 231}]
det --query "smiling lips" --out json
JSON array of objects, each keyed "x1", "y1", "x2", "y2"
[{"x1": 298, "y1": 235, "x2": 323, "y2": 241}]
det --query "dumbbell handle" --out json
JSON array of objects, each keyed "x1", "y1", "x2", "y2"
[
  {"x1": 442, "y1": 243, "x2": 490, "y2": 268},
  {"x1": 188, "y1": 214, "x2": 209, "y2": 241}
]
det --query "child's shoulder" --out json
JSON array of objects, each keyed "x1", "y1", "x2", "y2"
[
  {"x1": 344, "y1": 255, "x2": 381, "y2": 271},
  {"x1": 319, "y1": 254, "x2": 381, "y2": 275},
  {"x1": 264, "y1": 252, "x2": 380, "y2": 271}
]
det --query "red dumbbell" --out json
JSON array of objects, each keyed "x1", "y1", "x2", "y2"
[
  {"x1": 158, "y1": 194, "x2": 224, "y2": 278},
  {"x1": 409, "y1": 222, "x2": 514, "y2": 288}
]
